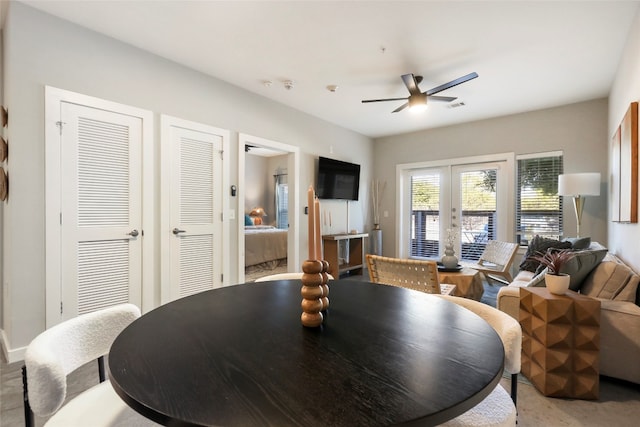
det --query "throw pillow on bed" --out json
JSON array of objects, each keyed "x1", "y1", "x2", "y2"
[{"x1": 245, "y1": 214, "x2": 254, "y2": 226}]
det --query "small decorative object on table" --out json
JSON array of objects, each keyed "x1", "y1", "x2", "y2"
[
  {"x1": 321, "y1": 260, "x2": 330, "y2": 310},
  {"x1": 441, "y1": 228, "x2": 459, "y2": 269},
  {"x1": 301, "y1": 185, "x2": 329, "y2": 328},
  {"x1": 301, "y1": 260, "x2": 324, "y2": 327},
  {"x1": 527, "y1": 249, "x2": 575, "y2": 295}
]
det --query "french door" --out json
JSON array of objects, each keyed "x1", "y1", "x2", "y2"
[{"x1": 408, "y1": 161, "x2": 509, "y2": 262}]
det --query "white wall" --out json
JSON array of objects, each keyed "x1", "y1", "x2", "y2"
[
  {"x1": 0, "y1": 2, "x2": 372, "y2": 359},
  {"x1": 374, "y1": 98, "x2": 609, "y2": 257},
  {"x1": 244, "y1": 153, "x2": 270, "y2": 217},
  {"x1": 609, "y1": 7, "x2": 640, "y2": 272}
]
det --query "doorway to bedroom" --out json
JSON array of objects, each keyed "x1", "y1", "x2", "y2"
[{"x1": 238, "y1": 134, "x2": 300, "y2": 282}]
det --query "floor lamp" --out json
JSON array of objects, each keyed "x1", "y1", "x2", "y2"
[{"x1": 558, "y1": 173, "x2": 601, "y2": 238}]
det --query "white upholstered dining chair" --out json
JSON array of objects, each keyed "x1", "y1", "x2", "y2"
[
  {"x1": 435, "y1": 294, "x2": 521, "y2": 426},
  {"x1": 22, "y1": 303, "x2": 159, "y2": 427},
  {"x1": 254, "y1": 272, "x2": 334, "y2": 282}
]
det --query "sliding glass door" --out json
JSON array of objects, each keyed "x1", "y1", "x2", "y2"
[{"x1": 408, "y1": 161, "x2": 508, "y2": 262}]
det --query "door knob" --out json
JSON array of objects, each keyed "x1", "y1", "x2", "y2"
[
  {"x1": 172, "y1": 228, "x2": 186, "y2": 235},
  {"x1": 128, "y1": 229, "x2": 139, "y2": 237}
]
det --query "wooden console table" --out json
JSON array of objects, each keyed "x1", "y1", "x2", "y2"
[
  {"x1": 322, "y1": 233, "x2": 368, "y2": 278},
  {"x1": 519, "y1": 287, "x2": 600, "y2": 399}
]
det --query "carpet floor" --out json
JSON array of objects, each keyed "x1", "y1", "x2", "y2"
[{"x1": 3, "y1": 358, "x2": 639, "y2": 426}]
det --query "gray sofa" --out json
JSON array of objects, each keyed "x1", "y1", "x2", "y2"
[{"x1": 497, "y1": 242, "x2": 640, "y2": 385}]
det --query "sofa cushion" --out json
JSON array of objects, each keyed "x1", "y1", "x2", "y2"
[
  {"x1": 559, "y1": 248, "x2": 608, "y2": 291},
  {"x1": 510, "y1": 270, "x2": 536, "y2": 288},
  {"x1": 519, "y1": 236, "x2": 572, "y2": 272},
  {"x1": 581, "y1": 256, "x2": 640, "y2": 303}
]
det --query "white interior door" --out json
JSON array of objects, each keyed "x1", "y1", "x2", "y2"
[
  {"x1": 162, "y1": 119, "x2": 225, "y2": 302},
  {"x1": 60, "y1": 102, "x2": 143, "y2": 316}
]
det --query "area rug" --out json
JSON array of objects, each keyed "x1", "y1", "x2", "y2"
[{"x1": 245, "y1": 260, "x2": 288, "y2": 282}]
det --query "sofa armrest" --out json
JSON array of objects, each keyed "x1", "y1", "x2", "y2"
[
  {"x1": 496, "y1": 286, "x2": 520, "y2": 321},
  {"x1": 597, "y1": 299, "x2": 640, "y2": 384}
]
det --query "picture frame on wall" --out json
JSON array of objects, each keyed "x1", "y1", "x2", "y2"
[
  {"x1": 611, "y1": 126, "x2": 621, "y2": 222},
  {"x1": 612, "y1": 101, "x2": 638, "y2": 223}
]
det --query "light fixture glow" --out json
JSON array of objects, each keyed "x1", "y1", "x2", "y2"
[
  {"x1": 250, "y1": 207, "x2": 267, "y2": 225},
  {"x1": 408, "y1": 93, "x2": 428, "y2": 112}
]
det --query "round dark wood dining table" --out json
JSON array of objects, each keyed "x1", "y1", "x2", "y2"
[{"x1": 109, "y1": 279, "x2": 504, "y2": 427}]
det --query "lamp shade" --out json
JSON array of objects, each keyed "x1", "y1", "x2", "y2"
[
  {"x1": 249, "y1": 207, "x2": 266, "y2": 217},
  {"x1": 558, "y1": 173, "x2": 601, "y2": 196}
]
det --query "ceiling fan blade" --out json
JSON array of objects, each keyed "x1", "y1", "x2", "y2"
[
  {"x1": 392, "y1": 102, "x2": 409, "y2": 113},
  {"x1": 425, "y1": 72, "x2": 478, "y2": 96},
  {"x1": 362, "y1": 97, "x2": 409, "y2": 103},
  {"x1": 401, "y1": 74, "x2": 422, "y2": 96},
  {"x1": 428, "y1": 95, "x2": 457, "y2": 102}
]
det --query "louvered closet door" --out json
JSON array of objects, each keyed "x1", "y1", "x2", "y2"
[
  {"x1": 169, "y1": 127, "x2": 223, "y2": 299},
  {"x1": 60, "y1": 102, "x2": 142, "y2": 316}
]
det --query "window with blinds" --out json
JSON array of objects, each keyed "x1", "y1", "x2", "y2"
[
  {"x1": 410, "y1": 173, "x2": 441, "y2": 258},
  {"x1": 275, "y1": 174, "x2": 288, "y2": 229},
  {"x1": 516, "y1": 153, "x2": 563, "y2": 245}
]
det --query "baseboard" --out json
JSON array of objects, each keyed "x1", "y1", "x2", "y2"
[{"x1": 0, "y1": 329, "x2": 26, "y2": 363}]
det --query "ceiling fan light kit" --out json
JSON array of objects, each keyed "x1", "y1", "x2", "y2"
[
  {"x1": 362, "y1": 72, "x2": 478, "y2": 114},
  {"x1": 408, "y1": 93, "x2": 428, "y2": 112}
]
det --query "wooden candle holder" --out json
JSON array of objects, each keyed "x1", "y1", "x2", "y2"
[
  {"x1": 321, "y1": 260, "x2": 330, "y2": 311},
  {"x1": 301, "y1": 259, "x2": 324, "y2": 328}
]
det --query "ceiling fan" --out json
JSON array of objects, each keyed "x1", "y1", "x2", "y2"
[{"x1": 362, "y1": 72, "x2": 478, "y2": 113}]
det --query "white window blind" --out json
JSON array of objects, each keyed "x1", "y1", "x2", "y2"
[
  {"x1": 516, "y1": 154, "x2": 563, "y2": 245},
  {"x1": 275, "y1": 174, "x2": 288, "y2": 229},
  {"x1": 410, "y1": 173, "x2": 440, "y2": 258}
]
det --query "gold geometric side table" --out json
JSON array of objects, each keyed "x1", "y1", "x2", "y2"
[{"x1": 519, "y1": 287, "x2": 600, "y2": 399}]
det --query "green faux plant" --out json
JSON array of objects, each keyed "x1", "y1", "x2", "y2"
[{"x1": 528, "y1": 249, "x2": 575, "y2": 275}]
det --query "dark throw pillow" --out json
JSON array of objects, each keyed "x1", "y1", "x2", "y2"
[
  {"x1": 244, "y1": 214, "x2": 254, "y2": 226},
  {"x1": 519, "y1": 235, "x2": 572, "y2": 272},
  {"x1": 563, "y1": 236, "x2": 592, "y2": 250}
]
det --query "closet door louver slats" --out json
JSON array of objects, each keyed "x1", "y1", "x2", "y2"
[
  {"x1": 60, "y1": 101, "x2": 143, "y2": 318},
  {"x1": 76, "y1": 117, "x2": 134, "y2": 314},
  {"x1": 77, "y1": 240, "x2": 129, "y2": 315},
  {"x1": 179, "y1": 235, "x2": 214, "y2": 297},
  {"x1": 167, "y1": 126, "x2": 222, "y2": 300},
  {"x1": 180, "y1": 137, "x2": 214, "y2": 224},
  {"x1": 77, "y1": 117, "x2": 130, "y2": 227}
]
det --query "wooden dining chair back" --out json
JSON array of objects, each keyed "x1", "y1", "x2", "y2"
[
  {"x1": 366, "y1": 255, "x2": 456, "y2": 295},
  {"x1": 471, "y1": 240, "x2": 519, "y2": 284},
  {"x1": 436, "y1": 294, "x2": 521, "y2": 426},
  {"x1": 22, "y1": 304, "x2": 159, "y2": 427}
]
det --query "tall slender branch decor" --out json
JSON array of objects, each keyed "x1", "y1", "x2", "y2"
[{"x1": 371, "y1": 180, "x2": 387, "y2": 228}]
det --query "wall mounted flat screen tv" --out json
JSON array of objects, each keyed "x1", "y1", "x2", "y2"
[{"x1": 316, "y1": 156, "x2": 361, "y2": 201}]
